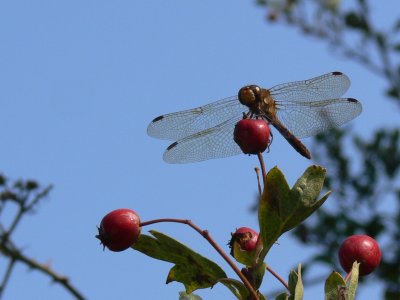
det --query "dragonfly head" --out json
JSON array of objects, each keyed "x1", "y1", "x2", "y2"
[{"x1": 238, "y1": 85, "x2": 262, "y2": 111}]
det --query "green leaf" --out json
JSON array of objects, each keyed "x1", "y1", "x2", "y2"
[
  {"x1": 275, "y1": 293, "x2": 289, "y2": 300},
  {"x1": 294, "y1": 264, "x2": 304, "y2": 300},
  {"x1": 324, "y1": 271, "x2": 346, "y2": 300},
  {"x1": 258, "y1": 166, "x2": 330, "y2": 259},
  {"x1": 132, "y1": 230, "x2": 226, "y2": 293},
  {"x1": 284, "y1": 166, "x2": 331, "y2": 233},
  {"x1": 259, "y1": 293, "x2": 267, "y2": 300},
  {"x1": 179, "y1": 291, "x2": 203, "y2": 300},
  {"x1": 218, "y1": 278, "x2": 249, "y2": 300},
  {"x1": 346, "y1": 262, "x2": 360, "y2": 300},
  {"x1": 258, "y1": 166, "x2": 291, "y2": 258},
  {"x1": 288, "y1": 264, "x2": 303, "y2": 300}
]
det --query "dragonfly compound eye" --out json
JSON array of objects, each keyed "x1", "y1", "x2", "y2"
[{"x1": 238, "y1": 85, "x2": 261, "y2": 108}]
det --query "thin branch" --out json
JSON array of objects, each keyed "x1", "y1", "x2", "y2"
[
  {"x1": 266, "y1": 265, "x2": 289, "y2": 290},
  {"x1": 0, "y1": 258, "x2": 16, "y2": 298},
  {"x1": 24, "y1": 185, "x2": 53, "y2": 212},
  {"x1": 254, "y1": 168, "x2": 262, "y2": 197},
  {"x1": 257, "y1": 153, "x2": 267, "y2": 187},
  {"x1": 0, "y1": 245, "x2": 86, "y2": 300},
  {"x1": 2, "y1": 185, "x2": 53, "y2": 246}
]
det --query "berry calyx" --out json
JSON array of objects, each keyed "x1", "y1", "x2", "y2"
[
  {"x1": 96, "y1": 208, "x2": 141, "y2": 252},
  {"x1": 233, "y1": 119, "x2": 271, "y2": 154},
  {"x1": 338, "y1": 234, "x2": 381, "y2": 276}
]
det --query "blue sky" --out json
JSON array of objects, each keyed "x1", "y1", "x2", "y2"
[{"x1": 0, "y1": 1, "x2": 396, "y2": 299}]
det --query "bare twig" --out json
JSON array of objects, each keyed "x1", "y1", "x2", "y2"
[
  {"x1": 0, "y1": 178, "x2": 84, "y2": 300},
  {"x1": 257, "y1": 153, "x2": 267, "y2": 187},
  {"x1": 266, "y1": 265, "x2": 289, "y2": 290},
  {"x1": 254, "y1": 168, "x2": 262, "y2": 196},
  {"x1": 1, "y1": 245, "x2": 86, "y2": 300},
  {"x1": 0, "y1": 259, "x2": 16, "y2": 297}
]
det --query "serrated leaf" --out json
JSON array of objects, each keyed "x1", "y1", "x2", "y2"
[
  {"x1": 258, "y1": 166, "x2": 330, "y2": 260},
  {"x1": 132, "y1": 230, "x2": 226, "y2": 293},
  {"x1": 346, "y1": 262, "x2": 360, "y2": 300},
  {"x1": 179, "y1": 291, "x2": 203, "y2": 300},
  {"x1": 284, "y1": 166, "x2": 330, "y2": 232},
  {"x1": 218, "y1": 278, "x2": 249, "y2": 300},
  {"x1": 324, "y1": 271, "x2": 346, "y2": 300}
]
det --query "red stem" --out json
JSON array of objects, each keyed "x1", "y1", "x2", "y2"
[
  {"x1": 257, "y1": 153, "x2": 266, "y2": 187},
  {"x1": 254, "y1": 168, "x2": 262, "y2": 196},
  {"x1": 344, "y1": 271, "x2": 352, "y2": 282},
  {"x1": 140, "y1": 218, "x2": 259, "y2": 300},
  {"x1": 266, "y1": 265, "x2": 289, "y2": 290}
]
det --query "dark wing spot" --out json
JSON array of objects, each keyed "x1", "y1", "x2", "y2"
[
  {"x1": 166, "y1": 141, "x2": 178, "y2": 151},
  {"x1": 152, "y1": 115, "x2": 164, "y2": 123},
  {"x1": 332, "y1": 71, "x2": 343, "y2": 76},
  {"x1": 348, "y1": 98, "x2": 359, "y2": 103}
]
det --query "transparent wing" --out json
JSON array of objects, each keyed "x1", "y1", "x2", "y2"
[
  {"x1": 147, "y1": 96, "x2": 247, "y2": 141},
  {"x1": 270, "y1": 72, "x2": 350, "y2": 102},
  {"x1": 163, "y1": 116, "x2": 244, "y2": 163},
  {"x1": 275, "y1": 98, "x2": 362, "y2": 138}
]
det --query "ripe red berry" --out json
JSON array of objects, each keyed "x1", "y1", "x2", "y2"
[
  {"x1": 96, "y1": 208, "x2": 141, "y2": 252},
  {"x1": 233, "y1": 119, "x2": 271, "y2": 154},
  {"x1": 338, "y1": 234, "x2": 381, "y2": 276},
  {"x1": 230, "y1": 227, "x2": 259, "y2": 252}
]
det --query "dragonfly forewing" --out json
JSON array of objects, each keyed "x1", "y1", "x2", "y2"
[
  {"x1": 270, "y1": 72, "x2": 350, "y2": 102},
  {"x1": 147, "y1": 96, "x2": 245, "y2": 141}
]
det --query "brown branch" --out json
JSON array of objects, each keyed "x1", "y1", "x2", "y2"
[
  {"x1": 257, "y1": 153, "x2": 267, "y2": 187},
  {"x1": 266, "y1": 265, "x2": 289, "y2": 290},
  {"x1": 2, "y1": 185, "x2": 53, "y2": 245},
  {"x1": 0, "y1": 258, "x2": 16, "y2": 297},
  {"x1": 254, "y1": 168, "x2": 262, "y2": 197},
  {"x1": 0, "y1": 245, "x2": 86, "y2": 300}
]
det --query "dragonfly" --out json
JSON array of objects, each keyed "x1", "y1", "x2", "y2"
[{"x1": 147, "y1": 72, "x2": 362, "y2": 164}]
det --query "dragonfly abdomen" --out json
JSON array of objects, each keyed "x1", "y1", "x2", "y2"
[{"x1": 271, "y1": 119, "x2": 311, "y2": 159}]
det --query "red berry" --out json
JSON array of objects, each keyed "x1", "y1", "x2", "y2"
[
  {"x1": 230, "y1": 227, "x2": 259, "y2": 252},
  {"x1": 338, "y1": 234, "x2": 381, "y2": 276},
  {"x1": 96, "y1": 209, "x2": 141, "y2": 252},
  {"x1": 233, "y1": 119, "x2": 271, "y2": 154}
]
